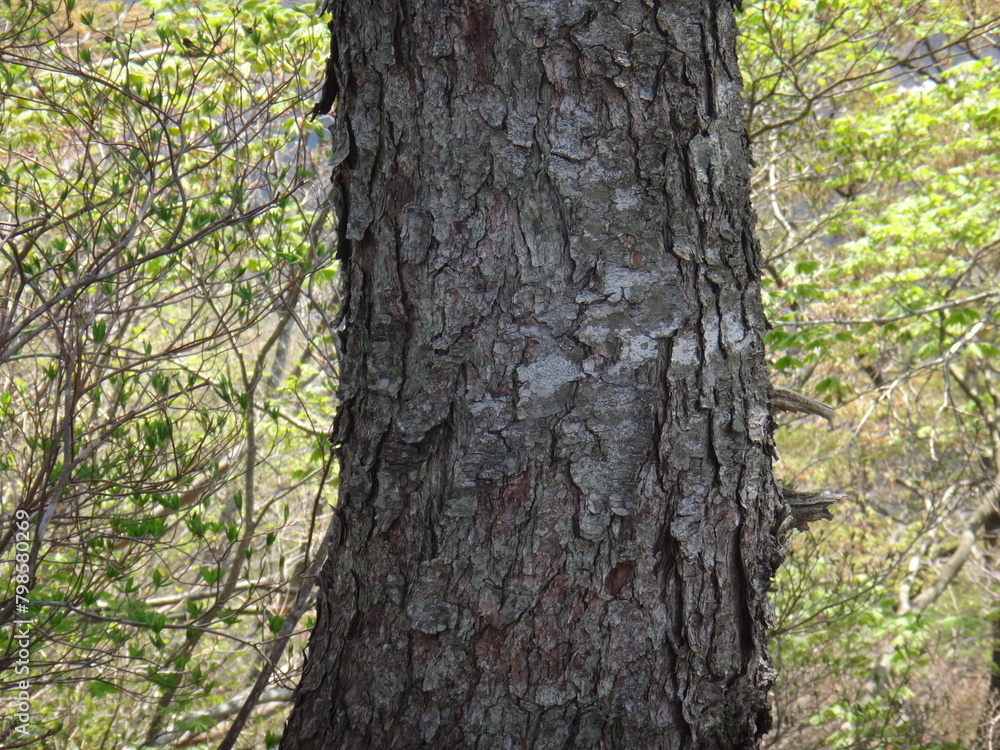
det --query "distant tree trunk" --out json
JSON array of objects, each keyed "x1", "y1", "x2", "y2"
[
  {"x1": 976, "y1": 525, "x2": 1000, "y2": 749},
  {"x1": 282, "y1": 0, "x2": 782, "y2": 747}
]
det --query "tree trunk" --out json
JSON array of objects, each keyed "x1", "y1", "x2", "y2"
[
  {"x1": 975, "y1": 527, "x2": 1000, "y2": 749},
  {"x1": 282, "y1": 0, "x2": 781, "y2": 747}
]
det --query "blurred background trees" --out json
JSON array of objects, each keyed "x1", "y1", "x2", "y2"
[
  {"x1": 5, "y1": 0, "x2": 1000, "y2": 746},
  {"x1": 1, "y1": 0, "x2": 337, "y2": 746},
  {"x1": 742, "y1": 0, "x2": 1000, "y2": 746}
]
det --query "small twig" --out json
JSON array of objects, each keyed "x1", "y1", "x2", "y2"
[{"x1": 769, "y1": 384, "x2": 835, "y2": 423}]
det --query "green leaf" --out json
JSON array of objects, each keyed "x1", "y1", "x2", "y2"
[
  {"x1": 773, "y1": 355, "x2": 803, "y2": 371},
  {"x1": 199, "y1": 566, "x2": 221, "y2": 584},
  {"x1": 794, "y1": 259, "x2": 821, "y2": 274},
  {"x1": 89, "y1": 680, "x2": 118, "y2": 698}
]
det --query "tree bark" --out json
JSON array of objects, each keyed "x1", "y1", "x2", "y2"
[{"x1": 282, "y1": 0, "x2": 781, "y2": 747}]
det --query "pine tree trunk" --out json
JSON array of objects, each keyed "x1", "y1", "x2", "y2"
[{"x1": 282, "y1": 0, "x2": 781, "y2": 747}]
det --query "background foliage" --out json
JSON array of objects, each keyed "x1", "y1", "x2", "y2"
[
  {"x1": 5, "y1": 0, "x2": 1000, "y2": 747},
  {"x1": 742, "y1": 0, "x2": 1000, "y2": 746},
  {"x1": 0, "y1": 0, "x2": 336, "y2": 746}
]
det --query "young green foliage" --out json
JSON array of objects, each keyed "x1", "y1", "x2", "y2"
[
  {"x1": 741, "y1": 0, "x2": 1000, "y2": 745},
  {"x1": 0, "y1": 0, "x2": 338, "y2": 746}
]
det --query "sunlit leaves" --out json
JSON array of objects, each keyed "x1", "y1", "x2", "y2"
[
  {"x1": 743, "y1": 0, "x2": 1000, "y2": 745},
  {"x1": 0, "y1": 0, "x2": 337, "y2": 746}
]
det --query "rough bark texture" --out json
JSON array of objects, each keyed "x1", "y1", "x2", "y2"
[{"x1": 282, "y1": 0, "x2": 781, "y2": 747}]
